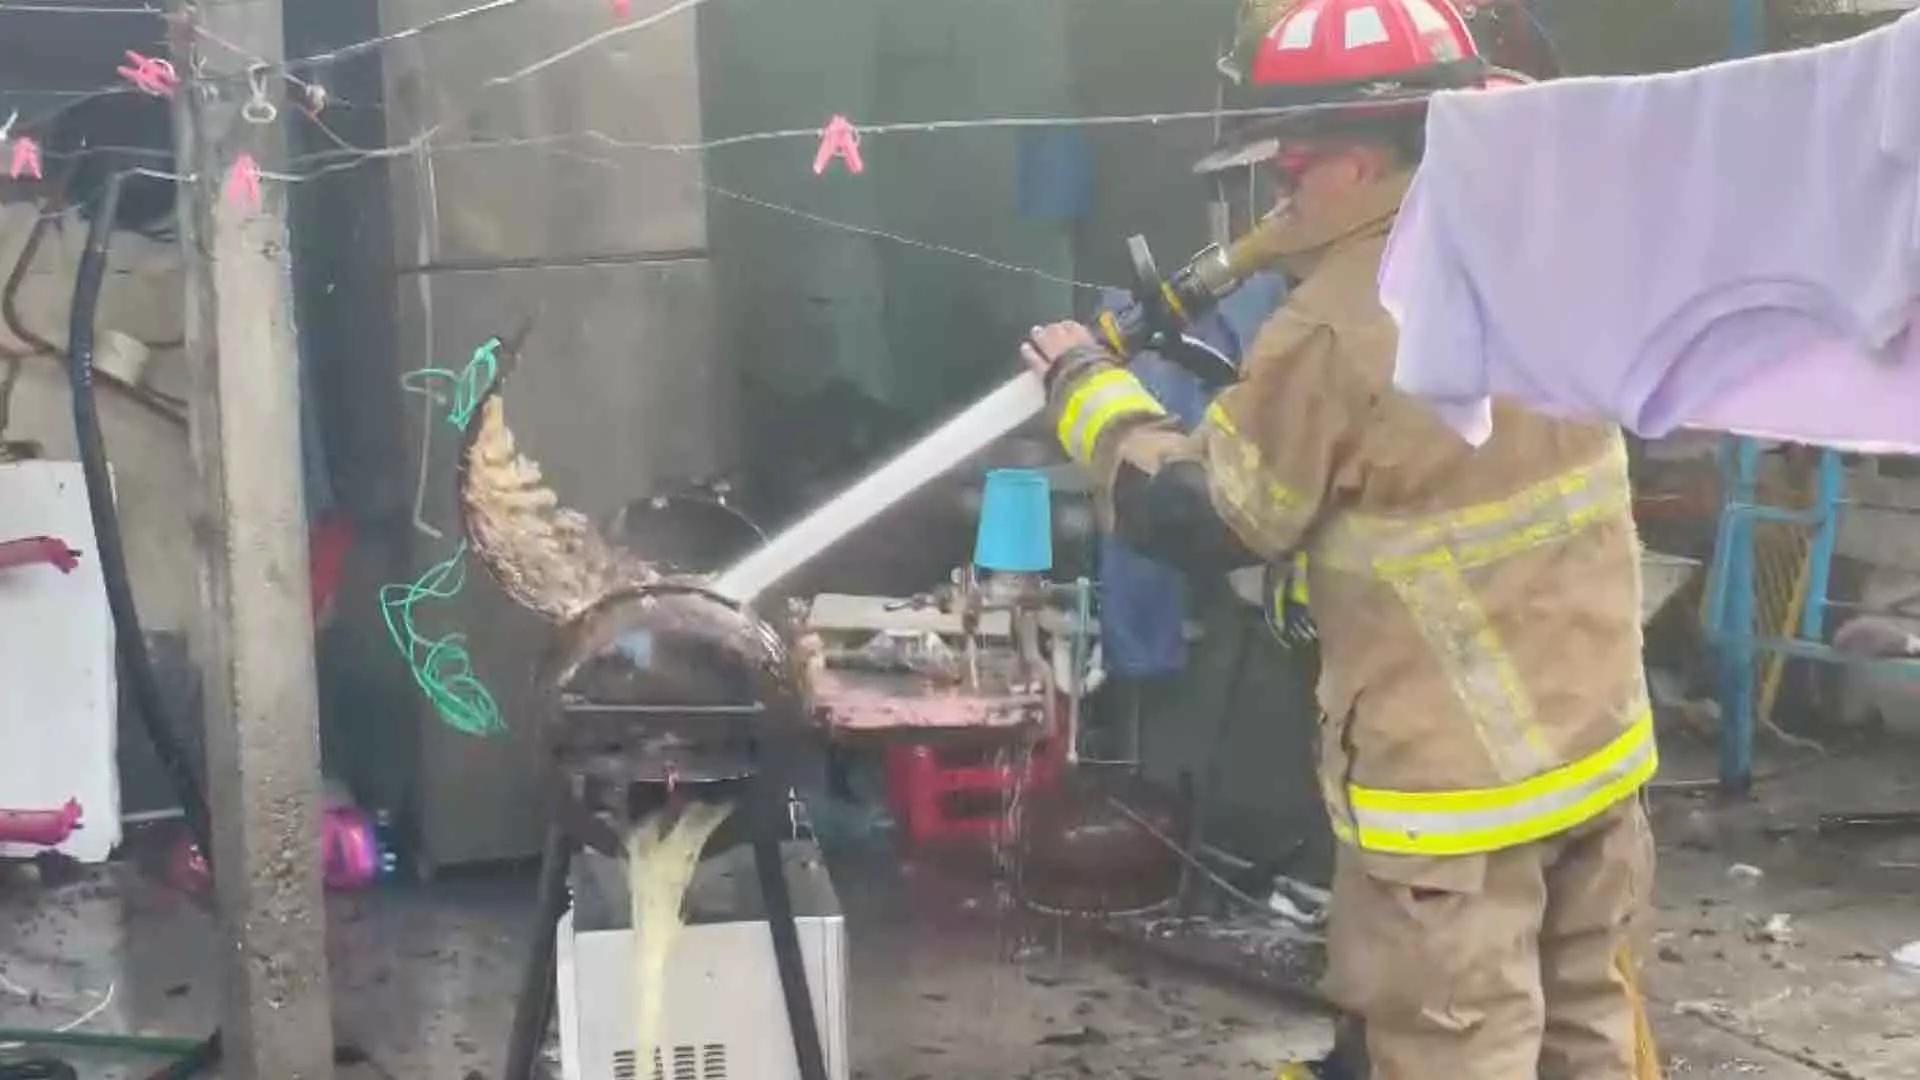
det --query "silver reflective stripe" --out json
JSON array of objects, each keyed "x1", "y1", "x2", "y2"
[
  {"x1": 1387, "y1": 564, "x2": 1550, "y2": 779},
  {"x1": 1351, "y1": 730, "x2": 1655, "y2": 842},
  {"x1": 1316, "y1": 439, "x2": 1632, "y2": 782},
  {"x1": 1321, "y1": 439, "x2": 1630, "y2": 576},
  {"x1": 1201, "y1": 403, "x2": 1314, "y2": 557}
]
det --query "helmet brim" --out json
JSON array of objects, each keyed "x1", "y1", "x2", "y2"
[
  {"x1": 1193, "y1": 135, "x2": 1283, "y2": 176},
  {"x1": 1190, "y1": 95, "x2": 1430, "y2": 175},
  {"x1": 1192, "y1": 63, "x2": 1529, "y2": 175}
]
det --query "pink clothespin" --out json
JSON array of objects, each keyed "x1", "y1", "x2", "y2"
[
  {"x1": 117, "y1": 50, "x2": 180, "y2": 98},
  {"x1": 612, "y1": 0, "x2": 632, "y2": 17},
  {"x1": 813, "y1": 115, "x2": 864, "y2": 176},
  {"x1": 0, "y1": 114, "x2": 35, "y2": 181},
  {"x1": 8, "y1": 137, "x2": 42, "y2": 181},
  {"x1": 226, "y1": 152, "x2": 262, "y2": 213},
  {"x1": 8, "y1": 137, "x2": 41, "y2": 181}
]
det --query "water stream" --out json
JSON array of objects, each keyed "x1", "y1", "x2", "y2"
[
  {"x1": 711, "y1": 372, "x2": 1047, "y2": 604},
  {"x1": 624, "y1": 799, "x2": 735, "y2": 1075}
]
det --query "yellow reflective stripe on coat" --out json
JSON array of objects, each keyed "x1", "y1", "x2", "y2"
[
  {"x1": 1203, "y1": 401, "x2": 1316, "y2": 554},
  {"x1": 1321, "y1": 438, "x2": 1631, "y2": 578},
  {"x1": 1273, "y1": 551, "x2": 1310, "y2": 610},
  {"x1": 1055, "y1": 368, "x2": 1165, "y2": 464},
  {"x1": 1318, "y1": 439, "x2": 1633, "y2": 782},
  {"x1": 1347, "y1": 711, "x2": 1657, "y2": 856}
]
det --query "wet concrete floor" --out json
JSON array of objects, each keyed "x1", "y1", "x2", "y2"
[
  {"x1": 0, "y1": 841, "x2": 1327, "y2": 1079},
  {"x1": 7, "y1": 733, "x2": 1920, "y2": 1077}
]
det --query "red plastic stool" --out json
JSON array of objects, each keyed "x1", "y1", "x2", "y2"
[{"x1": 883, "y1": 708, "x2": 1067, "y2": 849}]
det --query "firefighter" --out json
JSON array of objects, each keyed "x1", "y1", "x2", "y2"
[{"x1": 1023, "y1": 1, "x2": 1656, "y2": 1077}]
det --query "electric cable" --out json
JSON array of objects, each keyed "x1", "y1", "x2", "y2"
[
  {"x1": 749, "y1": 748, "x2": 829, "y2": 1080},
  {"x1": 7, "y1": 156, "x2": 188, "y2": 427}
]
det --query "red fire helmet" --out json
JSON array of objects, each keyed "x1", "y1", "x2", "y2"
[
  {"x1": 1198, "y1": 0, "x2": 1523, "y2": 174},
  {"x1": 1247, "y1": 0, "x2": 1480, "y2": 89}
]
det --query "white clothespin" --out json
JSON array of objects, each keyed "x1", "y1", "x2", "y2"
[{"x1": 241, "y1": 63, "x2": 278, "y2": 124}]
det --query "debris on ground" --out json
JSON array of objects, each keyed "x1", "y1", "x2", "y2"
[
  {"x1": 1891, "y1": 941, "x2": 1920, "y2": 973},
  {"x1": 1100, "y1": 912, "x2": 1326, "y2": 1000},
  {"x1": 1744, "y1": 913, "x2": 1794, "y2": 945},
  {"x1": 1037, "y1": 1026, "x2": 1109, "y2": 1047}
]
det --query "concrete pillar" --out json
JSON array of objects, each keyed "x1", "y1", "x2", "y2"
[{"x1": 169, "y1": 2, "x2": 336, "y2": 1074}]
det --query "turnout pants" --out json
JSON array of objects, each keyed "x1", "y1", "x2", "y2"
[{"x1": 1323, "y1": 797, "x2": 1654, "y2": 1080}]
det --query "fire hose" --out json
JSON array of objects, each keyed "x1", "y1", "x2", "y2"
[{"x1": 714, "y1": 217, "x2": 1290, "y2": 605}]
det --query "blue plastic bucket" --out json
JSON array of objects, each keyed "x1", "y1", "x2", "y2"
[{"x1": 974, "y1": 469, "x2": 1053, "y2": 573}]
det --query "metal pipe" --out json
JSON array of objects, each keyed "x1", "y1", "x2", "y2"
[
  {"x1": 0, "y1": 1031, "x2": 202, "y2": 1057},
  {"x1": 1800, "y1": 450, "x2": 1844, "y2": 642},
  {"x1": 1717, "y1": 437, "x2": 1760, "y2": 794}
]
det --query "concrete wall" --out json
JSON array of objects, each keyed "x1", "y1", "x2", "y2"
[
  {"x1": 376, "y1": 0, "x2": 730, "y2": 868},
  {"x1": 363, "y1": 0, "x2": 1323, "y2": 867},
  {"x1": 701, "y1": 0, "x2": 1080, "y2": 529},
  {"x1": 0, "y1": 203, "x2": 195, "y2": 633},
  {"x1": 1063, "y1": 0, "x2": 1243, "y2": 292}
]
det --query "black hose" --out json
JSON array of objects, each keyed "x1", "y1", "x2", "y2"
[
  {"x1": 749, "y1": 759, "x2": 829, "y2": 1080},
  {"x1": 66, "y1": 174, "x2": 213, "y2": 859},
  {"x1": 67, "y1": 174, "x2": 222, "y2": 1080}
]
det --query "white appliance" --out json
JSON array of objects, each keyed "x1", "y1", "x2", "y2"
[
  {"x1": 556, "y1": 840, "x2": 849, "y2": 1080},
  {"x1": 0, "y1": 462, "x2": 119, "y2": 862}
]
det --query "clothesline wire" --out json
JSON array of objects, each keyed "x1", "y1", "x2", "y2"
[
  {"x1": 3, "y1": 0, "x2": 669, "y2": 127},
  {"x1": 484, "y1": 0, "x2": 712, "y2": 86},
  {"x1": 102, "y1": 155, "x2": 1114, "y2": 294},
  {"x1": 12, "y1": 94, "x2": 1307, "y2": 183},
  {"x1": 2, "y1": 0, "x2": 1252, "y2": 295},
  {"x1": 281, "y1": 0, "x2": 523, "y2": 71},
  {"x1": 175, "y1": 0, "x2": 709, "y2": 102},
  {"x1": 4, "y1": 0, "x2": 1293, "y2": 168},
  {"x1": 2, "y1": 85, "x2": 144, "y2": 139},
  {"x1": 0, "y1": 0, "x2": 1250, "y2": 144},
  {"x1": 702, "y1": 182, "x2": 1115, "y2": 293},
  {"x1": 190, "y1": 20, "x2": 359, "y2": 107},
  {"x1": 0, "y1": 1, "x2": 157, "y2": 11},
  {"x1": 266, "y1": 95, "x2": 1353, "y2": 178}
]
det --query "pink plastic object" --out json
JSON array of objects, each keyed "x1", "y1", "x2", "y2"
[
  {"x1": 812, "y1": 115, "x2": 864, "y2": 176},
  {"x1": 321, "y1": 803, "x2": 381, "y2": 890},
  {"x1": 166, "y1": 834, "x2": 211, "y2": 896},
  {"x1": 0, "y1": 799, "x2": 83, "y2": 847},
  {"x1": 0, "y1": 536, "x2": 81, "y2": 574},
  {"x1": 167, "y1": 800, "x2": 383, "y2": 893},
  {"x1": 8, "y1": 136, "x2": 41, "y2": 181},
  {"x1": 226, "y1": 153, "x2": 263, "y2": 214},
  {"x1": 883, "y1": 696, "x2": 1068, "y2": 849},
  {"x1": 116, "y1": 51, "x2": 179, "y2": 98}
]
